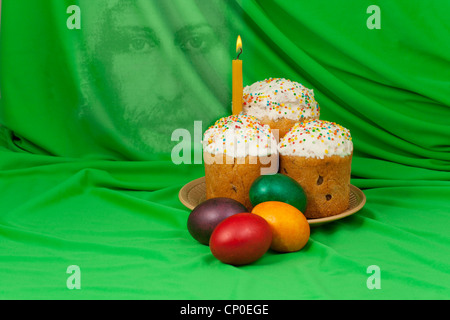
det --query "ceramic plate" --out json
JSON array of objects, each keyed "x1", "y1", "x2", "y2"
[{"x1": 179, "y1": 176, "x2": 366, "y2": 226}]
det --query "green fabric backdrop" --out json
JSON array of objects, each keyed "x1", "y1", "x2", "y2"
[{"x1": 0, "y1": 0, "x2": 449, "y2": 299}]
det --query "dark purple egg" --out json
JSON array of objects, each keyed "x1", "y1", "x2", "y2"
[{"x1": 187, "y1": 197, "x2": 248, "y2": 245}]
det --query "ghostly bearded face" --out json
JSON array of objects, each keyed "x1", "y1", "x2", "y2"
[{"x1": 79, "y1": 0, "x2": 232, "y2": 158}]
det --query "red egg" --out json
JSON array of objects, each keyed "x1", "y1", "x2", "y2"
[{"x1": 209, "y1": 213, "x2": 272, "y2": 266}]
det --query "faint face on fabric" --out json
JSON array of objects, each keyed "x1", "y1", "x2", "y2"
[{"x1": 80, "y1": 0, "x2": 231, "y2": 157}]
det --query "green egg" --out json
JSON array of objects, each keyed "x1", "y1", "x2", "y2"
[{"x1": 249, "y1": 173, "x2": 307, "y2": 213}]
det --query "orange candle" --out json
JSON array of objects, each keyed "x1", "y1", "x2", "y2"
[{"x1": 232, "y1": 35, "x2": 243, "y2": 115}]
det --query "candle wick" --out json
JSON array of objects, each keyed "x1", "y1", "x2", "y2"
[{"x1": 236, "y1": 47, "x2": 242, "y2": 60}]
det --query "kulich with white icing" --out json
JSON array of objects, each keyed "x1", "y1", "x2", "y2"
[
  {"x1": 203, "y1": 114, "x2": 278, "y2": 158},
  {"x1": 278, "y1": 120, "x2": 353, "y2": 159},
  {"x1": 243, "y1": 78, "x2": 320, "y2": 121}
]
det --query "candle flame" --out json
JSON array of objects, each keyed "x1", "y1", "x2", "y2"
[{"x1": 236, "y1": 35, "x2": 242, "y2": 59}]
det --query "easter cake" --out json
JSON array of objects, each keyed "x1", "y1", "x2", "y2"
[
  {"x1": 278, "y1": 119, "x2": 353, "y2": 219},
  {"x1": 242, "y1": 78, "x2": 320, "y2": 140},
  {"x1": 203, "y1": 114, "x2": 278, "y2": 210}
]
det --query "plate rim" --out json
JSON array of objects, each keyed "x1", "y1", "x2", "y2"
[{"x1": 179, "y1": 176, "x2": 366, "y2": 226}]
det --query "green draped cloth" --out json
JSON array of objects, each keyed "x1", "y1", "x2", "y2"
[{"x1": 0, "y1": 0, "x2": 449, "y2": 299}]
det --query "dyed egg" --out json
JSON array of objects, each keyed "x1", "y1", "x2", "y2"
[
  {"x1": 252, "y1": 201, "x2": 310, "y2": 253},
  {"x1": 209, "y1": 213, "x2": 272, "y2": 265},
  {"x1": 187, "y1": 197, "x2": 247, "y2": 245},
  {"x1": 249, "y1": 173, "x2": 307, "y2": 213}
]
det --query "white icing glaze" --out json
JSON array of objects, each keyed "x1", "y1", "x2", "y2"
[
  {"x1": 203, "y1": 114, "x2": 278, "y2": 158},
  {"x1": 278, "y1": 120, "x2": 353, "y2": 159},
  {"x1": 243, "y1": 78, "x2": 320, "y2": 121}
]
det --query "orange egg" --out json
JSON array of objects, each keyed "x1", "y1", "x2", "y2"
[{"x1": 252, "y1": 201, "x2": 310, "y2": 253}]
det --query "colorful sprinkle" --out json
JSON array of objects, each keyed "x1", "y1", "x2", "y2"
[
  {"x1": 203, "y1": 114, "x2": 278, "y2": 158},
  {"x1": 278, "y1": 119, "x2": 353, "y2": 159},
  {"x1": 242, "y1": 78, "x2": 320, "y2": 121}
]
